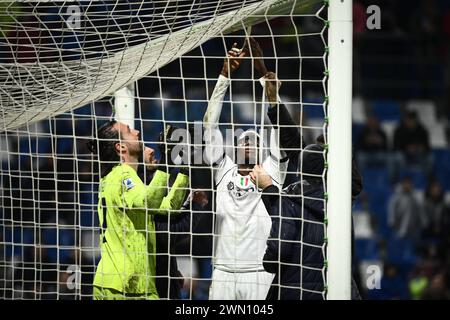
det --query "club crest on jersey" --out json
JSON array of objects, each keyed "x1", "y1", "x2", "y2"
[
  {"x1": 239, "y1": 176, "x2": 250, "y2": 187},
  {"x1": 228, "y1": 175, "x2": 255, "y2": 199},
  {"x1": 123, "y1": 178, "x2": 134, "y2": 190}
]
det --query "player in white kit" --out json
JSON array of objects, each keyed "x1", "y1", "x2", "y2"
[{"x1": 204, "y1": 43, "x2": 289, "y2": 300}]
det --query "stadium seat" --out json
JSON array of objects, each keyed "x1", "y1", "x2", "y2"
[
  {"x1": 42, "y1": 227, "x2": 75, "y2": 263},
  {"x1": 386, "y1": 237, "x2": 417, "y2": 266},
  {"x1": 398, "y1": 168, "x2": 427, "y2": 190},
  {"x1": 368, "y1": 273, "x2": 409, "y2": 300},
  {"x1": 362, "y1": 167, "x2": 390, "y2": 194},
  {"x1": 368, "y1": 192, "x2": 391, "y2": 237},
  {"x1": 360, "y1": 167, "x2": 392, "y2": 236},
  {"x1": 433, "y1": 149, "x2": 450, "y2": 191},
  {"x1": 3, "y1": 227, "x2": 34, "y2": 259},
  {"x1": 302, "y1": 97, "x2": 325, "y2": 120},
  {"x1": 370, "y1": 100, "x2": 401, "y2": 122},
  {"x1": 163, "y1": 100, "x2": 187, "y2": 122},
  {"x1": 186, "y1": 101, "x2": 207, "y2": 122},
  {"x1": 355, "y1": 239, "x2": 380, "y2": 261}
]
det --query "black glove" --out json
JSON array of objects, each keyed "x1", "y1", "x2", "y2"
[
  {"x1": 158, "y1": 124, "x2": 190, "y2": 176},
  {"x1": 158, "y1": 124, "x2": 177, "y2": 172}
]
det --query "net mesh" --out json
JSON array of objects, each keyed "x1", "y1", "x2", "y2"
[{"x1": 0, "y1": 0, "x2": 329, "y2": 300}]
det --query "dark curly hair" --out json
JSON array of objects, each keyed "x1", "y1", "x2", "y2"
[{"x1": 87, "y1": 120, "x2": 120, "y2": 178}]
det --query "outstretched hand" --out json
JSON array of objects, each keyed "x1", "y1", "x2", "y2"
[{"x1": 221, "y1": 42, "x2": 248, "y2": 78}]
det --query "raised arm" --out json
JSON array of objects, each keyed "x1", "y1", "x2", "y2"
[
  {"x1": 120, "y1": 144, "x2": 188, "y2": 214},
  {"x1": 264, "y1": 74, "x2": 304, "y2": 156},
  {"x1": 155, "y1": 191, "x2": 209, "y2": 233},
  {"x1": 247, "y1": 37, "x2": 304, "y2": 156},
  {"x1": 118, "y1": 167, "x2": 168, "y2": 211},
  {"x1": 203, "y1": 43, "x2": 247, "y2": 166},
  {"x1": 157, "y1": 172, "x2": 189, "y2": 214}
]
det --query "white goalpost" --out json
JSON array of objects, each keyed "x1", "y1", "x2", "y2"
[
  {"x1": 326, "y1": 0, "x2": 353, "y2": 300},
  {"x1": 0, "y1": 0, "x2": 352, "y2": 300}
]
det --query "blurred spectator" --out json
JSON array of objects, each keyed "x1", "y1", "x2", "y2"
[
  {"x1": 392, "y1": 111, "x2": 434, "y2": 182},
  {"x1": 408, "y1": 271, "x2": 428, "y2": 300},
  {"x1": 423, "y1": 180, "x2": 450, "y2": 239},
  {"x1": 422, "y1": 271, "x2": 450, "y2": 300},
  {"x1": 410, "y1": 0, "x2": 440, "y2": 37},
  {"x1": 388, "y1": 176, "x2": 426, "y2": 240},
  {"x1": 378, "y1": 264, "x2": 408, "y2": 300},
  {"x1": 353, "y1": 1, "x2": 366, "y2": 35},
  {"x1": 356, "y1": 115, "x2": 389, "y2": 171},
  {"x1": 407, "y1": 260, "x2": 436, "y2": 300}
]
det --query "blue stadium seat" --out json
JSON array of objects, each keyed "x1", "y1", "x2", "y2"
[
  {"x1": 355, "y1": 239, "x2": 380, "y2": 261},
  {"x1": 3, "y1": 227, "x2": 34, "y2": 259},
  {"x1": 370, "y1": 100, "x2": 401, "y2": 122},
  {"x1": 42, "y1": 228, "x2": 75, "y2": 263},
  {"x1": 386, "y1": 237, "x2": 417, "y2": 266},
  {"x1": 398, "y1": 168, "x2": 427, "y2": 190},
  {"x1": 369, "y1": 192, "x2": 391, "y2": 237},
  {"x1": 42, "y1": 228, "x2": 58, "y2": 262},
  {"x1": 361, "y1": 167, "x2": 392, "y2": 236},
  {"x1": 163, "y1": 101, "x2": 188, "y2": 122},
  {"x1": 433, "y1": 149, "x2": 450, "y2": 191},
  {"x1": 302, "y1": 98, "x2": 325, "y2": 120},
  {"x1": 56, "y1": 137, "x2": 73, "y2": 155},
  {"x1": 362, "y1": 167, "x2": 390, "y2": 195},
  {"x1": 368, "y1": 273, "x2": 409, "y2": 300},
  {"x1": 186, "y1": 101, "x2": 207, "y2": 122},
  {"x1": 79, "y1": 184, "x2": 99, "y2": 227}
]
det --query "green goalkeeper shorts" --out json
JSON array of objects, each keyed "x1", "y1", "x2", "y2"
[{"x1": 93, "y1": 286, "x2": 158, "y2": 300}]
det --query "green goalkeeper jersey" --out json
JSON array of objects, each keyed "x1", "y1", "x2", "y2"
[{"x1": 93, "y1": 164, "x2": 189, "y2": 297}]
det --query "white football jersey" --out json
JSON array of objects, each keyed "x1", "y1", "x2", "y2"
[
  {"x1": 203, "y1": 75, "x2": 289, "y2": 272},
  {"x1": 212, "y1": 154, "x2": 288, "y2": 272}
]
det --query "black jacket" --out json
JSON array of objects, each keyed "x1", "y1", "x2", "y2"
[
  {"x1": 154, "y1": 200, "x2": 204, "y2": 299},
  {"x1": 262, "y1": 181, "x2": 325, "y2": 300},
  {"x1": 265, "y1": 103, "x2": 362, "y2": 300},
  {"x1": 267, "y1": 104, "x2": 305, "y2": 186}
]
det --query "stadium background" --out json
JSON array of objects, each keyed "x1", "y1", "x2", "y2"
[{"x1": 1, "y1": 0, "x2": 450, "y2": 299}]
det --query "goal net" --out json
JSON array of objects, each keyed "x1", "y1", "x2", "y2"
[{"x1": 0, "y1": 0, "x2": 352, "y2": 300}]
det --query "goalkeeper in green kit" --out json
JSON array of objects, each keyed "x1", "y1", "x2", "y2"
[{"x1": 87, "y1": 120, "x2": 189, "y2": 300}]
